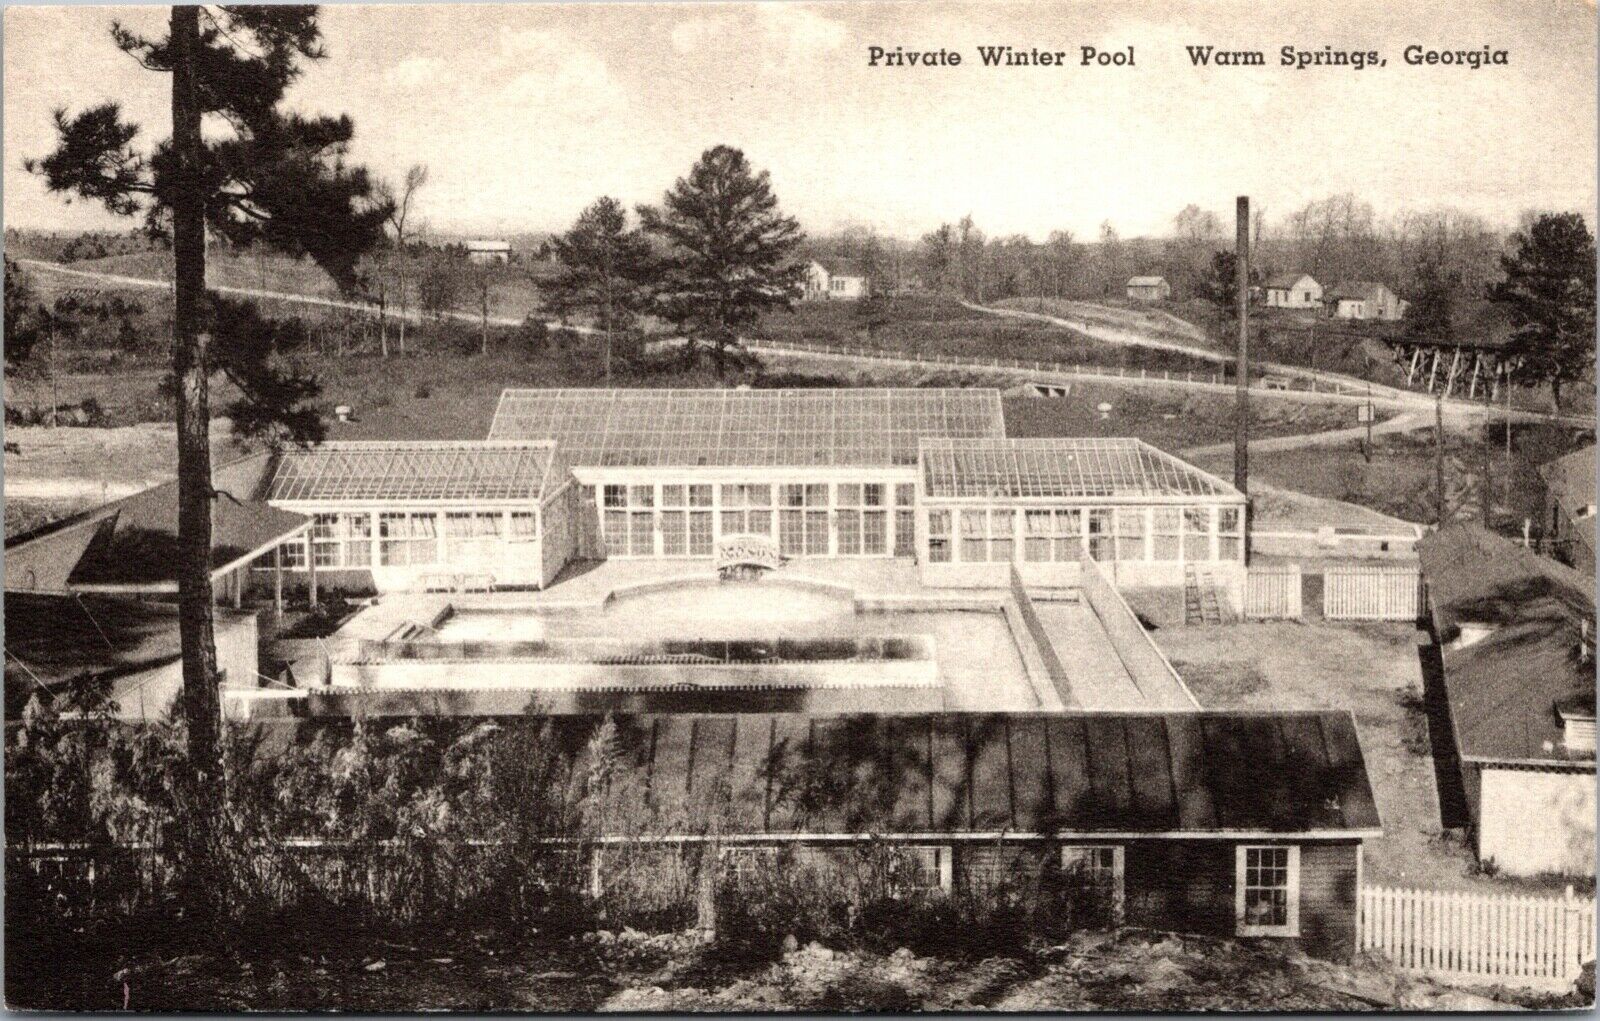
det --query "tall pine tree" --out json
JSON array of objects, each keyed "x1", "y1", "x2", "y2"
[
  {"x1": 544, "y1": 197, "x2": 654, "y2": 381},
  {"x1": 638, "y1": 146, "x2": 804, "y2": 376},
  {"x1": 27, "y1": 5, "x2": 390, "y2": 926},
  {"x1": 1488, "y1": 212, "x2": 1596, "y2": 409}
]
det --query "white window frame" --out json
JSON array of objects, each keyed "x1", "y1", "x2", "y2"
[
  {"x1": 719, "y1": 845, "x2": 780, "y2": 883},
  {"x1": 888, "y1": 844, "x2": 954, "y2": 896},
  {"x1": 1235, "y1": 844, "x2": 1300, "y2": 937},
  {"x1": 1060, "y1": 844, "x2": 1126, "y2": 920}
]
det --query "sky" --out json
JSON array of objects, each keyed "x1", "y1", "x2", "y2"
[{"x1": 4, "y1": 0, "x2": 1596, "y2": 241}]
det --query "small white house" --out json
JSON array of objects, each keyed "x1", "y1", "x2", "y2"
[
  {"x1": 1125, "y1": 276, "x2": 1170, "y2": 302},
  {"x1": 466, "y1": 239, "x2": 512, "y2": 265},
  {"x1": 1264, "y1": 273, "x2": 1322, "y2": 309},
  {"x1": 1325, "y1": 281, "x2": 1405, "y2": 321},
  {"x1": 805, "y1": 259, "x2": 870, "y2": 300}
]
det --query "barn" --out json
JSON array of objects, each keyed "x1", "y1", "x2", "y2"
[{"x1": 1125, "y1": 276, "x2": 1171, "y2": 301}]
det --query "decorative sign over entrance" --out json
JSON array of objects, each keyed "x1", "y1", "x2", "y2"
[{"x1": 715, "y1": 533, "x2": 783, "y2": 579}]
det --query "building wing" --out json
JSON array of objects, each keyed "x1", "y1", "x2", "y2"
[{"x1": 919, "y1": 438, "x2": 1240, "y2": 500}]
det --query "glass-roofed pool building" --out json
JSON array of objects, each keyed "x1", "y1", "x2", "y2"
[{"x1": 257, "y1": 387, "x2": 1244, "y2": 593}]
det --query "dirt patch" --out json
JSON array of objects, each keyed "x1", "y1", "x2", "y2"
[
  {"x1": 14, "y1": 923, "x2": 1567, "y2": 1012},
  {"x1": 1169, "y1": 657, "x2": 1269, "y2": 701}
]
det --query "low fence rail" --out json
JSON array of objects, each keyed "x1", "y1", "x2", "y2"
[
  {"x1": 1324, "y1": 565, "x2": 1427, "y2": 622},
  {"x1": 744, "y1": 338, "x2": 1379, "y2": 398},
  {"x1": 1360, "y1": 884, "x2": 1596, "y2": 990}
]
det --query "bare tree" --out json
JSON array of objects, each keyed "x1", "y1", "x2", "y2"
[{"x1": 389, "y1": 165, "x2": 428, "y2": 354}]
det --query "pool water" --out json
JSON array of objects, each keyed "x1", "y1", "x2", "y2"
[{"x1": 433, "y1": 579, "x2": 1038, "y2": 710}]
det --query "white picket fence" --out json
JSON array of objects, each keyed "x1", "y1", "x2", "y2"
[
  {"x1": 1324, "y1": 565, "x2": 1427, "y2": 622},
  {"x1": 1244, "y1": 565, "x2": 1302, "y2": 620},
  {"x1": 1360, "y1": 885, "x2": 1596, "y2": 990}
]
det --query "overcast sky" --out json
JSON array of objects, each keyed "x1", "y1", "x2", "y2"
[{"x1": 5, "y1": 1, "x2": 1595, "y2": 241}]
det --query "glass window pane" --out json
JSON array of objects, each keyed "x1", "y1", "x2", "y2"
[{"x1": 863, "y1": 511, "x2": 887, "y2": 554}]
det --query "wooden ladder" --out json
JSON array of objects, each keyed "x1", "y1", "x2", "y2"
[{"x1": 1185, "y1": 565, "x2": 1228, "y2": 626}]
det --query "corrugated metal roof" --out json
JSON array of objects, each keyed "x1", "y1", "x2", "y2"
[
  {"x1": 488, "y1": 388, "x2": 1006, "y2": 468},
  {"x1": 248, "y1": 711, "x2": 1382, "y2": 837},
  {"x1": 266, "y1": 441, "x2": 564, "y2": 503},
  {"x1": 920, "y1": 438, "x2": 1240, "y2": 500}
]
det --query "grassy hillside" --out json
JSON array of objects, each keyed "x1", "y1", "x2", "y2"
[{"x1": 756, "y1": 295, "x2": 1220, "y2": 375}]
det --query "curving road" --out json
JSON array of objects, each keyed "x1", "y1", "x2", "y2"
[
  {"x1": 963, "y1": 299, "x2": 1594, "y2": 428},
  {"x1": 16, "y1": 258, "x2": 597, "y2": 334}
]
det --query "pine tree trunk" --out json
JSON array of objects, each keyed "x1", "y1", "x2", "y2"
[{"x1": 170, "y1": 2, "x2": 226, "y2": 927}]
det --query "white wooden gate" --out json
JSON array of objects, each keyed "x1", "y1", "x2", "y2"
[
  {"x1": 1244, "y1": 566, "x2": 1302, "y2": 620},
  {"x1": 1324, "y1": 566, "x2": 1426, "y2": 621},
  {"x1": 1360, "y1": 884, "x2": 1596, "y2": 990}
]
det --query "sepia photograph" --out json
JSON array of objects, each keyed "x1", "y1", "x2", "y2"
[{"x1": 1, "y1": 0, "x2": 1596, "y2": 1011}]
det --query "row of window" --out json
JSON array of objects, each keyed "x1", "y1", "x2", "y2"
[
  {"x1": 927, "y1": 505, "x2": 1243, "y2": 565},
  {"x1": 276, "y1": 510, "x2": 539, "y2": 569},
  {"x1": 597, "y1": 481, "x2": 917, "y2": 558},
  {"x1": 712, "y1": 843, "x2": 1299, "y2": 936}
]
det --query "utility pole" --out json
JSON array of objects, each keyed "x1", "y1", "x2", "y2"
[
  {"x1": 1435, "y1": 390, "x2": 1447, "y2": 526},
  {"x1": 1234, "y1": 195, "x2": 1251, "y2": 557}
]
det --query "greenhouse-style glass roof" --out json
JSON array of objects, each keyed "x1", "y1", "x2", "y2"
[
  {"x1": 919, "y1": 438, "x2": 1241, "y2": 500},
  {"x1": 268, "y1": 441, "x2": 566, "y2": 503},
  {"x1": 488, "y1": 388, "x2": 1006, "y2": 468}
]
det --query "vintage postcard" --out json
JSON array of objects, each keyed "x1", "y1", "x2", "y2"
[{"x1": 3, "y1": 0, "x2": 1596, "y2": 1011}]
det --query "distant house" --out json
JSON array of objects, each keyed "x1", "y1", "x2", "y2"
[
  {"x1": 1417, "y1": 525, "x2": 1596, "y2": 877},
  {"x1": 1125, "y1": 276, "x2": 1170, "y2": 302},
  {"x1": 1540, "y1": 446, "x2": 1596, "y2": 575},
  {"x1": 466, "y1": 239, "x2": 511, "y2": 265},
  {"x1": 1325, "y1": 281, "x2": 1405, "y2": 321},
  {"x1": 804, "y1": 259, "x2": 871, "y2": 300},
  {"x1": 1264, "y1": 273, "x2": 1322, "y2": 309}
]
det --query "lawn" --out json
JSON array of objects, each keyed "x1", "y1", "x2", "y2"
[
  {"x1": 1190, "y1": 420, "x2": 1593, "y2": 529},
  {"x1": 1158, "y1": 620, "x2": 1505, "y2": 893},
  {"x1": 756, "y1": 295, "x2": 1221, "y2": 375}
]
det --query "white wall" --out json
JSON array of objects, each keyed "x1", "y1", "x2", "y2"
[{"x1": 1477, "y1": 765, "x2": 1596, "y2": 877}]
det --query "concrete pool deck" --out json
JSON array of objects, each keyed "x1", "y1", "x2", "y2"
[{"x1": 266, "y1": 559, "x2": 1188, "y2": 714}]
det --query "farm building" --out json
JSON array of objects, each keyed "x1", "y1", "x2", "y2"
[
  {"x1": 466, "y1": 239, "x2": 511, "y2": 265},
  {"x1": 251, "y1": 709, "x2": 1382, "y2": 959},
  {"x1": 1125, "y1": 276, "x2": 1170, "y2": 302},
  {"x1": 1539, "y1": 446, "x2": 1596, "y2": 575},
  {"x1": 1263, "y1": 273, "x2": 1322, "y2": 309},
  {"x1": 3, "y1": 592, "x2": 259, "y2": 722},
  {"x1": 1325, "y1": 281, "x2": 1406, "y2": 321},
  {"x1": 804, "y1": 259, "x2": 871, "y2": 300},
  {"x1": 1418, "y1": 525, "x2": 1596, "y2": 878}
]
